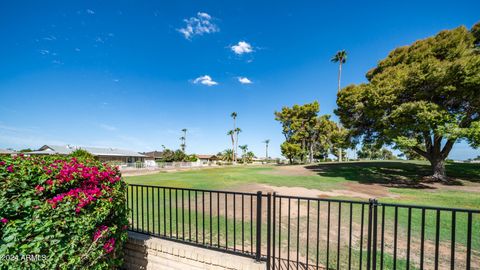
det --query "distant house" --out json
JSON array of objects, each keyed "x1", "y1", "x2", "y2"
[
  {"x1": 0, "y1": 149, "x2": 16, "y2": 155},
  {"x1": 197, "y1": 154, "x2": 218, "y2": 164},
  {"x1": 142, "y1": 151, "x2": 164, "y2": 161},
  {"x1": 27, "y1": 145, "x2": 147, "y2": 164}
]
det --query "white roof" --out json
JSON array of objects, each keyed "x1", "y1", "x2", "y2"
[
  {"x1": 0, "y1": 149, "x2": 15, "y2": 154},
  {"x1": 28, "y1": 145, "x2": 146, "y2": 157}
]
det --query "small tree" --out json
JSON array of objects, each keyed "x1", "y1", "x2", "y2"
[
  {"x1": 239, "y1": 145, "x2": 248, "y2": 163},
  {"x1": 69, "y1": 149, "x2": 96, "y2": 161},
  {"x1": 280, "y1": 142, "x2": 302, "y2": 164}
]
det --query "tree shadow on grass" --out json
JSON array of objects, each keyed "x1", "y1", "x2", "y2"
[{"x1": 305, "y1": 161, "x2": 480, "y2": 189}]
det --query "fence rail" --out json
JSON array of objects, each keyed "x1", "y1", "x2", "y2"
[{"x1": 126, "y1": 184, "x2": 480, "y2": 269}]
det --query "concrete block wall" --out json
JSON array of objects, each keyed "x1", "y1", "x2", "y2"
[{"x1": 123, "y1": 231, "x2": 267, "y2": 270}]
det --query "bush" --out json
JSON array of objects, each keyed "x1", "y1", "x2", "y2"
[
  {"x1": 0, "y1": 154, "x2": 128, "y2": 269},
  {"x1": 69, "y1": 149, "x2": 96, "y2": 161}
]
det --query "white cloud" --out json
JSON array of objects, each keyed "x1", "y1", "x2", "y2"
[
  {"x1": 42, "y1": 35, "x2": 57, "y2": 41},
  {"x1": 177, "y1": 12, "x2": 219, "y2": 40},
  {"x1": 238, "y1": 77, "x2": 253, "y2": 84},
  {"x1": 193, "y1": 75, "x2": 218, "y2": 86},
  {"x1": 39, "y1": 49, "x2": 50, "y2": 55},
  {"x1": 231, "y1": 41, "x2": 253, "y2": 55},
  {"x1": 86, "y1": 9, "x2": 95, "y2": 15}
]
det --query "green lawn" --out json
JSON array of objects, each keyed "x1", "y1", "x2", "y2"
[
  {"x1": 124, "y1": 161, "x2": 480, "y2": 209},
  {"x1": 124, "y1": 161, "x2": 480, "y2": 269}
]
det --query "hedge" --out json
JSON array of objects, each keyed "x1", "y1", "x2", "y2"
[{"x1": 0, "y1": 154, "x2": 128, "y2": 269}]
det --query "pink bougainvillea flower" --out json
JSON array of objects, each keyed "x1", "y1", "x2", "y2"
[
  {"x1": 0, "y1": 161, "x2": 5, "y2": 166},
  {"x1": 103, "y1": 237, "x2": 115, "y2": 253},
  {"x1": 35, "y1": 185, "x2": 45, "y2": 193},
  {"x1": 7, "y1": 165, "x2": 14, "y2": 173},
  {"x1": 0, "y1": 218, "x2": 8, "y2": 224},
  {"x1": 93, "y1": 225, "x2": 108, "y2": 241},
  {"x1": 93, "y1": 225, "x2": 109, "y2": 241}
]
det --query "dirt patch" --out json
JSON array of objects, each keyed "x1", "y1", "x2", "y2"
[{"x1": 232, "y1": 183, "x2": 399, "y2": 200}]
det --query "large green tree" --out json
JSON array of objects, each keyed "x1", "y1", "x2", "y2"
[
  {"x1": 275, "y1": 101, "x2": 320, "y2": 163},
  {"x1": 275, "y1": 102, "x2": 349, "y2": 163},
  {"x1": 336, "y1": 23, "x2": 480, "y2": 181}
]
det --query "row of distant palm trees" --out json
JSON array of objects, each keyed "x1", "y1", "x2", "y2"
[{"x1": 228, "y1": 112, "x2": 269, "y2": 162}]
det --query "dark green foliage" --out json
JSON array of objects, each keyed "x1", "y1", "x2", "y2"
[
  {"x1": 69, "y1": 149, "x2": 96, "y2": 161},
  {"x1": 0, "y1": 155, "x2": 128, "y2": 269},
  {"x1": 336, "y1": 23, "x2": 480, "y2": 180}
]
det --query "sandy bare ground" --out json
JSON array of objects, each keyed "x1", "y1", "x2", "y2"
[{"x1": 235, "y1": 183, "x2": 399, "y2": 199}]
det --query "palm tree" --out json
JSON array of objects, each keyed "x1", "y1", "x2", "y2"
[
  {"x1": 331, "y1": 50, "x2": 347, "y2": 162},
  {"x1": 230, "y1": 112, "x2": 238, "y2": 162},
  {"x1": 234, "y1": 127, "x2": 241, "y2": 162},
  {"x1": 222, "y1": 149, "x2": 234, "y2": 162},
  {"x1": 180, "y1": 128, "x2": 187, "y2": 152},
  {"x1": 239, "y1": 144, "x2": 248, "y2": 163},
  {"x1": 263, "y1": 139, "x2": 270, "y2": 161},
  {"x1": 227, "y1": 130, "x2": 235, "y2": 162},
  {"x1": 331, "y1": 50, "x2": 347, "y2": 93},
  {"x1": 245, "y1": 151, "x2": 255, "y2": 163}
]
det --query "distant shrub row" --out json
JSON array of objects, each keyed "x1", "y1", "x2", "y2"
[{"x1": 0, "y1": 153, "x2": 128, "y2": 269}]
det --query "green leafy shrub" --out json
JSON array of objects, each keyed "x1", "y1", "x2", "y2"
[
  {"x1": 69, "y1": 149, "x2": 96, "y2": 161},
  {"x1": 0, "y1": 154, "x2": 128, "y2": 269}
]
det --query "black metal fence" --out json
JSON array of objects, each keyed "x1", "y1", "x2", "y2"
[
  {"x1": 126, "y1": 184, "x2": 480, "y2": 269},
  {"x1": 126, "y1": 184, "x2": 270, "y2": 261}
]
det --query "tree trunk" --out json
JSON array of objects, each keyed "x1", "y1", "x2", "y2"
[
  {"x1": 412, "y1": 136, "x2": 455, "y2": 182},
  {"x1": 337, "y1": 62, "x2": 343, "y2": 163},
  {"x1": 337, "y1": 62, "x2": 342, "y2": 93},
  {"x1": 233, "y1": 118, "x2": 236, "y2": 162},
  {"x1": 309, "y1": 143, "x2": 314, "y2": 163},
  {"x1": 430, "y1": 158, "x2": 448, "y2": 182}
]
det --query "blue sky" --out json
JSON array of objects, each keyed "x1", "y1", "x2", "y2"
[{"x1": 0, "y1": 0, "x2": 479, "y2": 160}]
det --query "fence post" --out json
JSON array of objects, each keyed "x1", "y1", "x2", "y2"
[
  {"x1": 372, "y1": 199, "x2": 378, "y2": 270},
  {"x1": 266, "y1": 193, "x2": 272, "y2": 269},
  {"x1": 256, "y1": 191, "x2": 263, "y2": 262},
  {"x1": 367, "y1": 199, "x2": 378, "y2": 270},
  {"x1": 367, "y1": 199, "x2": 372, "y2": 270}
]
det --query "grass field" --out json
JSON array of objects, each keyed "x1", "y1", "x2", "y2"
[
  {"x1": 124, "y1": 161, "x2": 480, "y2": 269},
  {"x1": 124, "y1": 160, "x2": 480, "y2": 209}
]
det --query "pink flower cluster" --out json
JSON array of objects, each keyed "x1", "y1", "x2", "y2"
[
  {"x1": 0, "y1": 218, "x2": 8, "y2": 224},
  {"x1": 41, "y1": 159, "x2": 120, "y2": 212},
  {"x1": 93, "y1": 225, "x2": 109, "y2": 241},
  {"x1": 103, "y1": 238, "x2": 115, "y2": 253}
]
